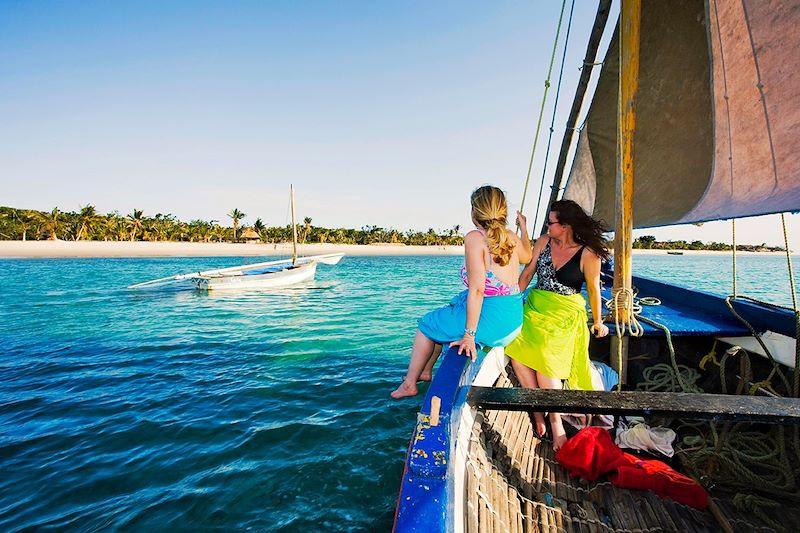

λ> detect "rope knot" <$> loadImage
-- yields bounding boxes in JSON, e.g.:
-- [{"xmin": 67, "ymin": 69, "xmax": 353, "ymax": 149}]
[
  {"xmin": 698, "ymin": 351, "xmax": 719, "ymax": 371},
  {"xmin": 605, "ymin": 287, "xmax": 643, "ymax": 337},
  {"xmin": 748, "ymin": 379, "xmax": 778, "ymax": 396}
]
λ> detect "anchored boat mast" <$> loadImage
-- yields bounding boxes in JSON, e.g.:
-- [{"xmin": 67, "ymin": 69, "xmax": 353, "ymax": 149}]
[
  {"xmin": 611, "ymin": 0, "xmax": 641, "ymax": 384},
  {"xmin": 290, "ymin": 184, "xmax": 298, "ymax": 266}
]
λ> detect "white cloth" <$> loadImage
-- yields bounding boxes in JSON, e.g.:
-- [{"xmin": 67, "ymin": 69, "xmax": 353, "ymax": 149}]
[{"xmin": 615, "ymin": 422, "xmax": 676, "ymax": 457}]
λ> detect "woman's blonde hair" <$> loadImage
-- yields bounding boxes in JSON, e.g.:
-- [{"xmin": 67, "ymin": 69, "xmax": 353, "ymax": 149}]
[{"xmin": 470, "ymin": 185, "xmax": 514, "ymax": 266}]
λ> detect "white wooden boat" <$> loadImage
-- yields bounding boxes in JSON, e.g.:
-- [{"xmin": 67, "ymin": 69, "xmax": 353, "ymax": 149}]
[
  {"xmin": 129, "ymin": 186, "xmax": 344, "ymax": 291},
  {"xmin": 193, "ymin": 261, "xmax": 316, "ymax": 291},
  {"xmin": 128, "ymin": 253, "xmax": 343, "ymax": 291}
]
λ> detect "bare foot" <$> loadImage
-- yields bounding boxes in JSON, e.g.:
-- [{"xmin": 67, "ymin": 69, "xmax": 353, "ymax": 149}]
[
  {"xmin": 552, "ymin": 426, "xmax": 567, "ymax": 452},
  {"xmin": 533, "ymin": 413, "xmax": 547, "ymax": 437},
  {"xmin": 419, "ymin": 372, "xmax": 432, "ymax": 382},
  {"xmin": 390, "ymin": 381, "xmax": 418, "ymax": 399}
]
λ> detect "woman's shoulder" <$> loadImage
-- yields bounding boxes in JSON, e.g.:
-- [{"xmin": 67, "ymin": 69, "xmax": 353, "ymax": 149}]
[
  {"xmin": 464, "ymin": 229, "xmax": 485, "ymax": 248},
  {"xmin": 533, "ymin": 235, "xmax": 550, "ymax": 249},
  {"xmin": 464, "ymin": 229, "xmax": 484, "ymax": 241},
  {"xmin": 580, "ymin": 246, "xmax": 601, "ymax": 261}
]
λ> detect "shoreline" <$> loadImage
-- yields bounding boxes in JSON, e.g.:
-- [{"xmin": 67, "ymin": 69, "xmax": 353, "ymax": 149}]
[
  {"xmin": 0, "ymin": 241, "xmax": 464, "ymax": 258},
  {"xmin": 0, "ymin": 240, "xmax": 792, "ymax": 258}
]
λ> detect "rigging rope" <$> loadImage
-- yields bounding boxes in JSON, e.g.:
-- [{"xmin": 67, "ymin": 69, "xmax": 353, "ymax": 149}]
[
  {"xmin": 532, "ymin": 0, "xmax": 576, "ymax": 230},
  {"xmin": 732, "ymin": 219, "xmax": 737, "ymax": 297},
  {"xmin": 778, "ymin": 212, "xmax": 800, "ymax": 476},
  {"xmin": 780, "ymin": 213, "xmax": 799, "ymax": 314},
  {"xmin": 518, "ymin": 0, "xmax": 568, "ymax": 217},
  {"xmin": 779, "ymin": 213, "xmax": 800, "ymax": 399},
  {"xmin": 723, "ymin": 295, "xmax": 792, "ymax": 394}
]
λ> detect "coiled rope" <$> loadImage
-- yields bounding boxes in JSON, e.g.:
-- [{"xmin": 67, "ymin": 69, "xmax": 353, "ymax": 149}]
[{"xmin": 606, "ymin": 286, "xmax": 797, "ymax": 505}]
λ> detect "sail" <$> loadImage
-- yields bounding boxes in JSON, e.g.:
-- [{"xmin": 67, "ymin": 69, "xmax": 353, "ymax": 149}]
[{"xmin": 563, "ymin": 0, "xmax": 800, "ymax": 228}]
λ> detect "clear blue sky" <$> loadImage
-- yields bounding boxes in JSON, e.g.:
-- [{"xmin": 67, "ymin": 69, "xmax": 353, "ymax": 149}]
[{"xmin": 1, "ymin": 1, "xmax": 797, "ymax": 246}]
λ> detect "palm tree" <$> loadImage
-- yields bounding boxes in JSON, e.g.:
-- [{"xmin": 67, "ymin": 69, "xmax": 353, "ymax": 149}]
[
  {"xmin": 151, "ymin": 213, "xmax": 177, "ymax": 241},
  {"xmin": 76, "ymin": 205, "xmax": 99, "ymax": 241},
  {"xmin": 228, "ymin": 208, "xmax": 246, "ymax": 241},
  {"xmin": 103, "ymin": 212, "xmax": 122, "ymax": 241},
  {"xmin": 253, "ymin": 218, "xmax": 266, "ymax": 240},
  {"xmin": 128, "ymin": 209, "xmax": 144, "ymax": 241},
  {"xmin": 301, "ymin": 217, "xmax": 312, "ymax": 244},
  {"xmin": 211, "ymin": 222, "xmax": 227, "ymax": 243},
  {"xmin": 14, "ymin": 210, "xmax": 35, "ymax": 241}
]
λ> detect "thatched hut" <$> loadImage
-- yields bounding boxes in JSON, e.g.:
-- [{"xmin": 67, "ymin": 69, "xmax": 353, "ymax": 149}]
[{"xmin": 241, "ymin": 228, "xmax": 261, "ymax": 243}]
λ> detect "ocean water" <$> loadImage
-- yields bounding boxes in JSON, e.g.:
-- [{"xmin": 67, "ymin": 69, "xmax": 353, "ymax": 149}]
[{"xmin": 1, "ymin": 253, "xmax": 798, "ymax": 531}]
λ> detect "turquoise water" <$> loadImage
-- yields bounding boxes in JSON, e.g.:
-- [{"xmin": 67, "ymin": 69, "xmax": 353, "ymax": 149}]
[{"xmin": 1, "ymin": 254, "xmax": 798, "ymax": 531}]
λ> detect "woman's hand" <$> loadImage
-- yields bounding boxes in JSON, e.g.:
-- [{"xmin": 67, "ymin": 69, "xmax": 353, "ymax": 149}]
[
  {"xmin": 591, "ymin": 322, "xmax": 609, "ymax": 338},
  {"xmin": 450, "ymin": 335, "xmax": 478, "ymax": 361},
  {"xmin": 516, "ymin": 210, "xmax": 528, "ymax": 231}
]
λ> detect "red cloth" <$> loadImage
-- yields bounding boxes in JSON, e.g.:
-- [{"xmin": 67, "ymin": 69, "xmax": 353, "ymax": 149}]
[
  {"xmin": 553, "ymin": 425, "xmax": 628, "ymax": 480},
  {"xmin": 555, "ymin": 427, "xmax": 709, "ymax": 509}
]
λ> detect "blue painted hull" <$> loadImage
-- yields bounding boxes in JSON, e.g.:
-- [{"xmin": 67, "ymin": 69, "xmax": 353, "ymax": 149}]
[{"xmin": 393, "ymin": 346, "xmax": 467, "ymax": 532}]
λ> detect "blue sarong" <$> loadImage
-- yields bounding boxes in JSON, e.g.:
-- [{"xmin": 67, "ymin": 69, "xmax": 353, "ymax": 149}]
[{"xmin": 417, "ymin": 290, "xmax": 523, "ymax": 347}]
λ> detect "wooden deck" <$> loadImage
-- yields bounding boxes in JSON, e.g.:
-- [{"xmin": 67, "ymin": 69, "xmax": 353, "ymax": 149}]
[{"xmin": 466, "ymin": 369, "xmax": 800, "ymax": 532}]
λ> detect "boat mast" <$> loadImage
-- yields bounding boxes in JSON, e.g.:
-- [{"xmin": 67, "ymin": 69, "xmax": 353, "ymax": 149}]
[
  {"xmin": 290, "ymin": 184, "xmax": 298, "ymax": 266},
  {"xmin": 612, "ymin": 0, "xmax": 640, "ymax": 384}
]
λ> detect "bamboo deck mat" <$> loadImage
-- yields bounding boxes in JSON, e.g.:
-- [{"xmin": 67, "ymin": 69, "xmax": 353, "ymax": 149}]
[{"xmin": 465, "ymin": 369, "xmax": 797, "ymax": 533}]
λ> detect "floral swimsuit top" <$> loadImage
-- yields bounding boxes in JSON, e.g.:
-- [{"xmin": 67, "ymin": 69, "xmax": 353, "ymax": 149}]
[
  {"xmin": 459, "ymin": 238, "xmax": 520, "ymax": 296},
  {"xmin": 535, "ymin": 242, "xmax": 584, "ymax": 296}
]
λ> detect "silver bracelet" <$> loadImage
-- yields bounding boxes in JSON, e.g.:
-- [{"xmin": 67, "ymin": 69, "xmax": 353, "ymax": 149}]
[{"xmin": 464, "ymin": 327, "xmax": 477, "ymax": 337}]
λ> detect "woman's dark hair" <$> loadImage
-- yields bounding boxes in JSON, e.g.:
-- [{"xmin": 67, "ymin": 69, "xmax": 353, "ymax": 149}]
[{"xmin": 550, "ymin": 200, "xmax": 610, "ymax": 260}]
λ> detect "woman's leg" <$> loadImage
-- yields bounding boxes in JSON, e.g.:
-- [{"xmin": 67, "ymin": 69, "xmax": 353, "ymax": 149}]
[
  {"xmin": 419, "ymin": 344, "xmax": 443, "ymax": 381},
  {"xmin": 391, "ymin": 329, "xmax": 436, "ymax": 399},
  {"xmin": 536, "ymin": 372, "xmax": 567, "ymax": 451},
  {"xmin": 511, "ymin": 359, "xmax": 547, "ymax": 437}
]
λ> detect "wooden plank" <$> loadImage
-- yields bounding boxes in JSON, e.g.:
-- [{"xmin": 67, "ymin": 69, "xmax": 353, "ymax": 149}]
[{"xmin": 467, "ymin": 387, "xmax": 800, "ymax": 424}]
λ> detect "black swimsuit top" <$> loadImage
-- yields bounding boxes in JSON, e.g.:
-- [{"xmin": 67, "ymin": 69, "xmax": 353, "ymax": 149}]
[{"xmin": 534, "ymin": 242, "xmax": 584, "ymax": 296}]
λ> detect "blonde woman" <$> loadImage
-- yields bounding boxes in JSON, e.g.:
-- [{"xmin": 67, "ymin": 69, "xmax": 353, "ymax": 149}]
[{"xmin": 391, "ymin": 186, "xmax": 532, "ymax": 399}]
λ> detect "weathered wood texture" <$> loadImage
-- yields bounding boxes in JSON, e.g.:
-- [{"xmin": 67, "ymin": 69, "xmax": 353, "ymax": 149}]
[{"xmin": 467, "ymin": 386, "xmax": 800, "ymax": 424}]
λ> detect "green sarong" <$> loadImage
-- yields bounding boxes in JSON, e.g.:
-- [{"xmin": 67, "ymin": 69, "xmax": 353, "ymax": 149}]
[{"xmin": 505, "ymin": 289, "xmax": 594, "ymax": 391}]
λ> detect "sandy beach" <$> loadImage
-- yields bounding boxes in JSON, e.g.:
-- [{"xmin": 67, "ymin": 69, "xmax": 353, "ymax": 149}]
[
  {"xmin": 0, "ymin": 240, "xmax": 464, "ymax": 258},
  {"xmin": 0, "ymin": 240, "xmax": 791, "ymax": 258}
]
